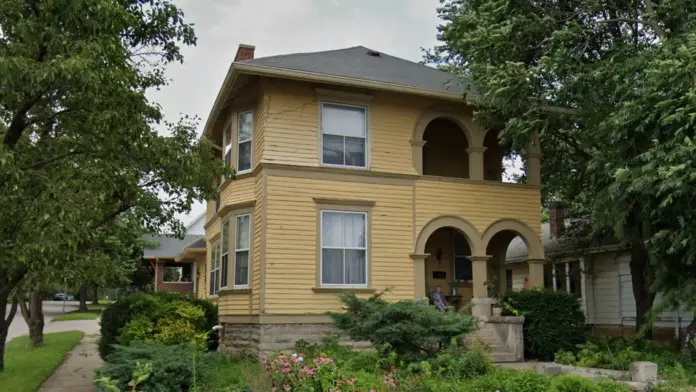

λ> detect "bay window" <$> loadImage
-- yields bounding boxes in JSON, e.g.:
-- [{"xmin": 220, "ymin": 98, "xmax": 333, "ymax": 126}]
[
  {"xmin": 234, "ymin": 214, "xmax": 251, "ymax": 287},
  {"xmin": 237, "ymin": 111, "xmax": 253, "ymax": 173}
]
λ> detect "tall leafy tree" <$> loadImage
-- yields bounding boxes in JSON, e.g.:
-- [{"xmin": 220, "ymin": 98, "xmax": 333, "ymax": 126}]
[
  {"xmin": 426, "ymin": 0, "xmax": 696, "ymax": 340},
  {"xmin": 0, "ymin": 0, "xmax": 227, "ymax": 370}
]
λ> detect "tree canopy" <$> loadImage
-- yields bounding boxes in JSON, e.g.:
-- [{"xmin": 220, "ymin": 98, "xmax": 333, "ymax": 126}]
[
  {"xmin": 426, "ymin": 0, "xmax": 696, "ymax": 332},
  {"xmin": 0, "ymin": 0, "xmax": 228, "ymax": 370}
]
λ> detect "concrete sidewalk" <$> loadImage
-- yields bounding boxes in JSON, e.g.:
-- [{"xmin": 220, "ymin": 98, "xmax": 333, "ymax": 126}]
[{"xmin": 38, "ymin": 334, "xmax": 103, "ymax": 392}]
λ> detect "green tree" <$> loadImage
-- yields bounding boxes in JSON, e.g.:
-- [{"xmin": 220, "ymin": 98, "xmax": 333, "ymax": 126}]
[
  {"xmin": 0, "ymin": 0, "xmax": 228, "ymax": 370},
  {"xmin": 426, "ymin": 0, "xmax": 696, "ymax": 340}
]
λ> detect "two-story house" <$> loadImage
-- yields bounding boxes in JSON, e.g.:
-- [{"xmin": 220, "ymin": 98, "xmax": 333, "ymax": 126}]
[{"xmin": 196, "ymin": 44, "xmax": 545, "ymax": 360}]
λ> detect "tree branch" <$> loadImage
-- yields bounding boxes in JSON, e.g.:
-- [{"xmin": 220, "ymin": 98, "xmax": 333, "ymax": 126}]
[
  {"xmin": 5, "ymin": 297, "xmax": 18, "ymax": 326},
  {"xmin": 3, "ymin": 96, "xmax": 42, "ymax": 149},
  {"xmin": 643, "ymin": 0, "xmax": 665, "ymax": 39},
  {"xmin": 16, "ymin": 294, "xmax": 30, "ymax": 322},
  {"xmin": 20, "ymin": 150, "xmax": 85, "ymax": 170}
]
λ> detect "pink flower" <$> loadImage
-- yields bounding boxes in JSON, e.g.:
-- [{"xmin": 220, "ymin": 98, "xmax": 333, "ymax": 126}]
[{"xmin": 284, "ymin": 384, "xmax": 291, "ymax": 391}]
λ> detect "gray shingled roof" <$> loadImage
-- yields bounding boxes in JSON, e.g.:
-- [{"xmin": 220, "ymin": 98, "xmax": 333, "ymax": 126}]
[
  {"xmin": 505, "ymin": 221, "xmax": 618, "ymax": 263},
  {"xmin": 143, "ymin": 234, "xmax": 204, "ymax": 258},
  {"xmin": 244, "ymin": 46, "xmax": 471, "ymax": 96}
]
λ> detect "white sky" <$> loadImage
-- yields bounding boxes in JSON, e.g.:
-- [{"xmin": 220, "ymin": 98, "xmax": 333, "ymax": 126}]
[{"xmin": 150, "ymin": 0, "xmax": 443, "ymax": 226}]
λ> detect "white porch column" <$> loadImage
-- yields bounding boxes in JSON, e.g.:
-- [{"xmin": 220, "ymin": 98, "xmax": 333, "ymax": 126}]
[
  {"xmin": 471, "ymin": 255, "xmax": 492, "ymax": 316},
  {"xmin": 410, "ymin": 253, "xmax": 429, "ymax": 301},
  {"xmin": 527, "ymin": 258, "xmax": 546, "ymax": 288},
  {"xmin": 466, "ymin": 146, "xmax": 486, "ymax": 181}
]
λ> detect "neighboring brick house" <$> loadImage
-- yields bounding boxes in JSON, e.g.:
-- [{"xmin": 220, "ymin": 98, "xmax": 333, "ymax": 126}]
[{"xmin": 143, "ymin": 214, "xmax": 207, "ymax": 295}]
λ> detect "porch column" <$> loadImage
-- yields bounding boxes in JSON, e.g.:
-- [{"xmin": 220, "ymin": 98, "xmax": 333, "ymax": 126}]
[
  {"xmin": 466, "ymin": 147, "xmax": 486, "ymax": 181},
  {"xmin": 527, "ymin": 152, "xmax": 541, "ymax": 186},
  {"xmin": 471, "ymin": 255, "xmax": 492, "ymax": 317},
  {"xmin": 410, "ymin": 253, "xmax": 429, "ymax": 301},
  {"xmin": 527, "ymin": 258, "xmax": 546, "ymax": 288}
]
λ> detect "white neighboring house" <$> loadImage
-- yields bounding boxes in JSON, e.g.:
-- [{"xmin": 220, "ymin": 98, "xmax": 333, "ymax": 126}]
[
  {"xmin": 504, "ymin": 204, "xmax": 693, "ymax": 340},
  {"xmin": 185, "ymin": 213, "xmax": 205, "ymax": 235}
]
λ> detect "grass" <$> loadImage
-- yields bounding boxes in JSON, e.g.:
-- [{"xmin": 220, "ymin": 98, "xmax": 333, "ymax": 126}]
[
  {"xmin": 52, "ymin": 303, "xmax": 108, "ymax": 322},
  {"xmin": 0, "ymin": 331, "xmax": 84, "ymax": 392}
]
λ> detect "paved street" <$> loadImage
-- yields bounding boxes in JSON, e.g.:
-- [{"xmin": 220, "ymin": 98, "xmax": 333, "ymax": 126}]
[{"xmin": 6, "ymin": 301, "xmax": 100, "ymax": 341}]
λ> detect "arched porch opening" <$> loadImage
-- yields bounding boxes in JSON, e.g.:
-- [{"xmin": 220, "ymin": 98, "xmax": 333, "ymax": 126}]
[
  {"xmin": 423, "ymin": 227, "xmax": 473, "ymax": 310},
  {"xmin": 483, "ymin": 129, "xmax": 504, "ymax": 181},
  {"xmin": 423, "ymin": 118, "xmax": 469, "ymax": 178},
  {"xmin": 481, "ymin": 219, "xmax": 546, "ymax": 294}
]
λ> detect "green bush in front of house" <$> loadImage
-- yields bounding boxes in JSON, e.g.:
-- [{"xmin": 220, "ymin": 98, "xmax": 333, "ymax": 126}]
[
  {"xmin": 499, "ymin": 289, "xmax": 586, "ymax": 361},
  {"xmin": 99, "ymin": 292, "xmax": 218, "ymax": 359},
  {"xmin": 329, "ymin": 291, "xmax": 477, "ymax": 362}
]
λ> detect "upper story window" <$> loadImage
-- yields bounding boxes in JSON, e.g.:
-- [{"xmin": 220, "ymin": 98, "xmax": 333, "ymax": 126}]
[
  {"xmin": 320, "ymin": 210, "xmax": 368, "ymax": 287},
  {"xmin": 238, "ymin": 111, "xmax": 253, "ymax": 173},
  {"xmin": 321, "ymin": 103, "xmax": 367, "ymax": 168},
  {"xmin": 223, "ymin": 124, "xmax": 232, "ymax": 170}
]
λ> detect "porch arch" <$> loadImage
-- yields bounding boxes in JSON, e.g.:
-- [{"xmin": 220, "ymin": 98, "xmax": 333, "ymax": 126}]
[
  {"xmin": 481, "ymin": 219, "xmax": 544, "ymax": 260},
  {"xmin": 414, "ymin": 215, "xmax": 484, "ymax": 256}
]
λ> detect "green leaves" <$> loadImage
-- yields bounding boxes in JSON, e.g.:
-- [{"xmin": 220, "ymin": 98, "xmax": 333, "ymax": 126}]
[{"xmin": 429, "ymin": 0, "xmax": 696, "ymax": 313}]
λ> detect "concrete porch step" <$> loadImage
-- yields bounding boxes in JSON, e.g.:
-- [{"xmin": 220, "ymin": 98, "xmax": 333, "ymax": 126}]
[{"xmin": 488, "ymin": 352, "xmax": 519, "ymax": 363}]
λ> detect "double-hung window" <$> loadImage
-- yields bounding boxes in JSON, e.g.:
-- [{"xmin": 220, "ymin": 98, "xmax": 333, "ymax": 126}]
[
  {"xmin": 224, "ymin": 124, "xmax": 232, "ymax": 171},
  {"xmin": 321, "ymin": 103, "xmax": 367, "ymax": 168},
  {"xmin": 234, "ymin": 214, "xmax": 251, "ymax": 287},
  {"xmin": 220, "ymin": 221, "xmax": 230, "ymax": 288},
  {"xmin": 320, "ymin": 210, "xmax": 367, "ymax": 287},
  {"xmin": 237, "ymin": 111, "xmax": 253, "ymax": 173},
  {"xmin": 209, "ymin": 241, "xmax": 221, "ymax": 296}
]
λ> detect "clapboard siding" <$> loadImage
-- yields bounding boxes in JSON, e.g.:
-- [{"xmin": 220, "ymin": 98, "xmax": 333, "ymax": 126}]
[
  {"xmin": 251, "ymin": 173, "xmax": 265, "ymax": 313},
  {"xmin": 261, "ymin": 79, "xmax": 432, "ymax": 175},
  {"xmin": 415, "ymin": 178, "xmax": 542, "ymax": 240},
  {"xmin": 264, "ymin": 174, "xmax": 413, "ymax": 314}
]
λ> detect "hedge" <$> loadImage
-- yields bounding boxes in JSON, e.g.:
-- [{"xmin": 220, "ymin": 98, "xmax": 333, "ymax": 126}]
[
  {"xmin": 99, "ymin": 292, "xmax": 218, "ymax": 359},
  {"xmin": 499, "ymin": 289, "xmax": 586, "ymax": 361}
]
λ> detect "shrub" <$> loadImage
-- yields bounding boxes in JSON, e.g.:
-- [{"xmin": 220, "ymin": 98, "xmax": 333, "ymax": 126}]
[
  {"xmin": 330, "ymin": 292, "xmax": 476, "ymax": 361},
  {"xmin": 99, "ymin": 292, "xmax": 218, "ymax": 358},
  {"xmin": 465, "ymin": 370, "xmax": 551, "ymax": 392},
  {"xmin": 555, "ymin": 350, "xmax": 577, "ymax": 365},
  {"xmin": 549, "ymin": 375, "xmax": 600, "ymax": 392},
  {"xmin": 424, "ymin": 339, "xmax": 492, "ymax": 380},
  {"xmin": 95, "ymin": 342, "xmax": 216, "ymax": 392},
  {"xmin": 500, "ymin": 289, "xmax": 586, "ymax": 360}
]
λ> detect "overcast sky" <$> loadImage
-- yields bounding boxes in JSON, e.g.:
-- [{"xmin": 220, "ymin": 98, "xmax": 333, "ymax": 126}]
[{"xmin": 150, "ymin": 0, "xmax": 443, "ymax": 226}]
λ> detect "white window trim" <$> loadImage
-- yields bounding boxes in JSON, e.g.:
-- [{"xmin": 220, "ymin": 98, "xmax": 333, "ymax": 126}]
[
  {"xmin": 237, "ymin": 110, "xmax": 253, "ymax": 174},
  {"xmin": 223, "ymin": 120, "xmax": 233, "ymax": 180},
  {"xmin": 319, "ymin": 101, "xmax": 369, "ymax": 170},
  {"xmin": 209, "ymin": 240, "xmax": 220, "ymax": 297},
  {"xmin": 319, "ymin": 210, "xmax": 369, "ymax": 288},
  {"xmin": 233, "ymin": 214, "xmax": 251, "ymax": 289},
  {"xmin": 220, "ymin": 221, "xmax": 230, "ymax": 289}
]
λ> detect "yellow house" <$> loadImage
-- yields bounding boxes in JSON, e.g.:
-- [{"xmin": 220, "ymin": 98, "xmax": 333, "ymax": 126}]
[{"xmin": 194, "ymin": 44, "xmax": 545, "ymax": 359}]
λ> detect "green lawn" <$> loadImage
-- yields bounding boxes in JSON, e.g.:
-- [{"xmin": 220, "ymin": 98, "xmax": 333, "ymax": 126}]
[
  {"xmin": 0, "ymin": 331, "xmax": 84, "ymax": 392},
  {"xmin": 52, "ymin": 303, "xmax": 107, "ymax": 322}
]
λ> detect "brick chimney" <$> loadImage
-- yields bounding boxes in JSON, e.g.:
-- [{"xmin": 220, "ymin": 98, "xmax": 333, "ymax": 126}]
[
  {"xmin": 549, "ymin": 201, "xmax": 566, "ymax": 238},
  {"xmin": 234, "ymin": 44, "xmax": 255, "ymax": 62}
]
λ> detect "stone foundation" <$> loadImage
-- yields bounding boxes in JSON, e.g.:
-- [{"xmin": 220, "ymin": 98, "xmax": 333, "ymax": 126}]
[{"xmin": 219, "ymin": 322, "xmax": 370, "ymax": 358}]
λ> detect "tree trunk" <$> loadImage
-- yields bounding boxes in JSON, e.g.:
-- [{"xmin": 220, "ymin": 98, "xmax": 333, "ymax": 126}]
[
  {"xmin": 18, "ymin": 291, "xmax": 45, "ymax": 348},
  {"xmin": 0, "ymin": 292, "xmax": 18, "ymax": 372},
  {"xmin": 92, "ymin": 285, "xmax": 99, "ymax": 305},
  {"xmin": 630, "ymin": 243, "xmax": 656, "ymax": 339},
  {"xmin": 78, "ymin": 284, "xmax": 88, "ymax": 312},
  {"xmin": 682, "ymin": 317, "xmax": 696, "ymax": 357}
]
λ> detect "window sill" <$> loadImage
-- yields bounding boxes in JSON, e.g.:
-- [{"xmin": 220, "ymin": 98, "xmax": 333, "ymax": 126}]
[
  {"xmin": 218, "ymin": 288, "xmax": 251, "ymax": 295},
  {"xmin": 312, "ymin": 287, "xmax": 375, "ymax": 294}
]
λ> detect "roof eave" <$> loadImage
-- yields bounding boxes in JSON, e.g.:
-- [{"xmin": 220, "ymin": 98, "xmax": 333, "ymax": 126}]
[{"xmin": 202, "ymin": 61, "xmax": 477, "ymax": 139}]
